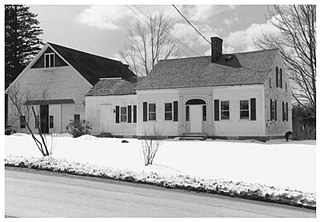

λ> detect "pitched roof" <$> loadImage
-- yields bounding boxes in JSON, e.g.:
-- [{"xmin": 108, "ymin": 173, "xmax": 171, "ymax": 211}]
[
  {"xmin": 48, "ymin": 42, "xmax": 135, "ymax": 86},
  {"xmin": 85, "ymin": 77, "xmax": 143, "ymax": 96},
  {"xmin": 137, "ymin": 48, "xmax": 279, "ymax": 90}
]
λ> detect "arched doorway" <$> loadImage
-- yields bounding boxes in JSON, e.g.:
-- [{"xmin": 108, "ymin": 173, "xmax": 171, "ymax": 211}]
[{"xmin": 186, "ymin": 99, "xmax": 206, "ymax": 133}]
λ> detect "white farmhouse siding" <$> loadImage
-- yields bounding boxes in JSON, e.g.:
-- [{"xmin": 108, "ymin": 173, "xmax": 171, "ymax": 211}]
[
  {"xmin": 7, "ymin": 65, "xmax": 91, "ymax": 133},
  {"xmin": 264, "ymin": 53, "xmax": 292, "ymax": 136},
  {"xmin": 212, "ymin": 85, "xmax": 265, "ymax": 136},
  {"xmin": 137, "ymin": 89, "xmax": 179, "ymax": 136},
  {"xmin": 6, "ymin": 42, "xmax": 135, "ymax": 134},
  {"xmin": 85, "ymin": 95, "xmax": 137, "ymax": 136}
]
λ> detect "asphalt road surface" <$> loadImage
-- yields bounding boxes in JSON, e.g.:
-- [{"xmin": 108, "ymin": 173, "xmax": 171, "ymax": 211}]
[{"xmin": 5, "ymin": 167, "xmax": 316, "ymax": 218}]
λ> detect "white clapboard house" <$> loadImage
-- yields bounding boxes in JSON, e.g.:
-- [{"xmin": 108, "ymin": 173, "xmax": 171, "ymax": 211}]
[{"xmin": 85, "ymin": 37, "xmax": 292, "ymax": 140}]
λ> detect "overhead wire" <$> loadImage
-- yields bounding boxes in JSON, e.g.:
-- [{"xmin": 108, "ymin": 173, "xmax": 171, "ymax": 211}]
[{"xmin": 126, "ymin": 5, "xmax": 201, "ymax": 57}]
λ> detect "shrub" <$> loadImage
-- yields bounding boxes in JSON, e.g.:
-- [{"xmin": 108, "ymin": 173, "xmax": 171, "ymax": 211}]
[
  {"xmin": 68, "ymin": 120, "xmax": 92, "ymax": 138},
  {"xmin": 141, "ymin": 127, "xmax": 164, "ymax": 166}
]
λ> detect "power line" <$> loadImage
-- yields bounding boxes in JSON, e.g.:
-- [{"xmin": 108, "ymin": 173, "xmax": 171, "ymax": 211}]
[
  {"xmin": 172, "ymin": 5, "xmax": 212, "ymax": 46},
  {"xmin": 127, "ymin": 5, "xmax": 201, "ymax": 57}
]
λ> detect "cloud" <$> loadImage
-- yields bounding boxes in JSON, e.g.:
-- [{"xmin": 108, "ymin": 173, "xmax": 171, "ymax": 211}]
[
  {"xmin": 77, "ymin": 5, "xmax": 131, "ymax": 30},
  {"xmin": 224, "ymin": 15, "xmax": 280, "ymax": 52}
]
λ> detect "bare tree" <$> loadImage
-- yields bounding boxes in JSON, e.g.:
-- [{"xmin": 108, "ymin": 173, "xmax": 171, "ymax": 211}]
[
  {"xmin": 7, "ymin": 84, "xmax": 51, "ymax": 156},
  {"xmin": 255, "ymin": 5, "xmax": 316, "ymax": 115},
  {"xmin": 120, "ymin": 12, "xmax": 179, "ymax": 76},
  {"xmin": 141, "ymin": 126, "xmax": 164, "ymax": 166}
]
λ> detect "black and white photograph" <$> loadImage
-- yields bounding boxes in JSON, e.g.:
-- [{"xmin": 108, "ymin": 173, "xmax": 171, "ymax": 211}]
[{"xmin": 3, "ymin": 1, "xmax": 317, "ymax": 219}]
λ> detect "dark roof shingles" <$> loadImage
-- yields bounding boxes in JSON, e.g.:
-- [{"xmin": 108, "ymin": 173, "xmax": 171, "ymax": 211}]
[
  {"xmin": 86, "ymin": 77, "xmax": 143, "ymax": 96},
  {"xmin": 48, "ymin": 42, "xmax": 135, "ymax": 85},
  {"xmin": 137, "ymin": 49, "xmax": 278, "ymax": 90}
]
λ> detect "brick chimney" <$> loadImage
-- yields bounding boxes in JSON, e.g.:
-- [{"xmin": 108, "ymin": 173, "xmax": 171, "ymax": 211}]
[{"xmin": 211, "ymin": 37, "xmax": 223, "ymax": 63}]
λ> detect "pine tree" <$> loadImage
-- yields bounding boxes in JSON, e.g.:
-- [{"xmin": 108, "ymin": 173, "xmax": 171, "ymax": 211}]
[{"xmin": 5, "ymin": 5, "xmax": 43, "ymax": 88}]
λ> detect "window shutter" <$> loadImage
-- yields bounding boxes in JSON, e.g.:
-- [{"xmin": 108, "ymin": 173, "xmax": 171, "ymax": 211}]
[
  {"xmin": 270, "ymin": 99, "xmax": 272, "ymax": 120},
  {"xmin": 286, "ymin": 102, "xmax": 288, "ymax": 121},
  {"xmin": 133, "ymin": 105, "xmax": 137, "ymax": 123},
  {"xmin": 250, "ymin": 98, "xmax": 256, "ymax": 120},
  {"xmin": 282, "ymin": 102, "xmax": 285, "ymax": 121},
  {"xmin": 173, "ymin": 101, "xmax": 178, "ymax": 122},
  {"xmin": 276, "ymin": 67, "xmax": 279, "ymax": 87},
  {"xmin": 280, "ymin": 69, "xmax": 283, "ymax": 88},
  {"xmin": 203, "ymin": 105, "xmax": 207, "ymax": 121},
  {"xmin": 275, "ymin": 100, "xmax": 277, "ymax": 121},
  {"xmin": 186, "ymin": 106, "xmax": 189, "ymax": 121},
  {"xmin": 143, "ymin": 102, "xmax": 147, "ymax": 122},
  {"xmin": 214, "ymin": 99, "xmax": 219, "ymax": 121},
  {"xmin": 128, "ymin": 105, "xmax": 132, "ymax": 123},
  {"xmin": 115, "ymin": 106, "xmax": 119, "ymax": 123}
]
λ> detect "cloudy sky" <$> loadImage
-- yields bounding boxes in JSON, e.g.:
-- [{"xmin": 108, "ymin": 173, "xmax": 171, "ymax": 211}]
[{"xmin": 29, "ymin": 4, "xmax": 278, "ymax": 61}]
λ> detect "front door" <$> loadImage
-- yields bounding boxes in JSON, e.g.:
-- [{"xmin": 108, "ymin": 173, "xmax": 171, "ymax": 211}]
[
  {"xmin": 190, "ymin": 105, "xmax": 203, "ymax": 133},
  {"xmin": 40, "ymin": 104, "xmax": 49, "ymax": 133},
  {"xmin": 100, "ymin": 104, "xmax": 112, "ymax": 132}
]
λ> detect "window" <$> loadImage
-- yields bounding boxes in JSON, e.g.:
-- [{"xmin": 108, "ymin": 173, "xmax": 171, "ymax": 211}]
[
  {"xmin": 240, "ymin": 100, "xmax": 249, "ymax": 119},
  {"xmin": 74, "ymin": 114, "xmax": 80, "ymax": 122},
  {"xmin": 164, "ymin": 103, "xmax": 172, "ymax": 120},
  {"xmin": 269, "ymin": 77, "xmax": 272, "ymax": 88},
  {"xmin": 149, "ymin": 103, "xmax": 156, "ymax": 121},
  {"xmin": 20, "ymin": 116, "xmax": 26, "ymax": 128},
  {"xmin": 35, "ymin": 115, "xmax": 39, "ymax": 128},
  {"xmin": 221, "ymin": 101, "xmax": 230, "ymax": 120},
  {"xmin": 203, "ymin": 105, "xmax": 207, "ymax": 121},
  {"xmin": 49, "ymin": 116, "xmax": 54, "ymax": 128},
  {"xmin": 121, "ymin": 107, "xmax": 127, "ymax": 122},
  {"xmin": 44, "ymin": 53, "xmax": 55, "ymax": 67}
]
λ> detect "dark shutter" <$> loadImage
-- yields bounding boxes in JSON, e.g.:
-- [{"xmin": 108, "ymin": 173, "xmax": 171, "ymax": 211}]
[
  {"xmin": 186, "ymin": 106, "xmax": 189, "ymax": 121},
  {"xmin": 133, "ymin": 105, "xmax": 137, "ymax": 123},
  {"xmin": 282, "ymin": 102, "xmax": 285, "ymax": 121},
  {"xmin": 115, "ymin": 106, "xmax": 119, "ymax": 123},
  {"xmin": 275, "ymin": 100, "xmax": 277, "ymax": 121},
  {"xmin": 128, "ymin": 105, "xmax": 132, "ymax": 123},
  {"xmin": 173, "ymin": 101, "xmax": 178, "ymax": 122},
  {"xmin": 203, "ymin": 105, "xmax": 207, "ymax": 121},
  {"xmin": 286, "ymin": 102, "xmax": 288, "ymax": 121},
  {"xmin": 214, "ymin": 99, "xmax": 219, "ymax": 121},
  {"xmin": 276, "ymin": 67, "xmax": 279, "ymax": 87},
  {"xmin": 143, "ymin": 102, "xmax": 147, "ymax": 122},
  {"xmin": 250, "ymin": 98, "xmax": 256, "ymax": 120},
  {"xmin": 280, "ymin": 69, "xmax": 283, "ymax": 88},
  {"xmin": 270, "ymin": 99, "xmax": 272, "ymax": 120}
]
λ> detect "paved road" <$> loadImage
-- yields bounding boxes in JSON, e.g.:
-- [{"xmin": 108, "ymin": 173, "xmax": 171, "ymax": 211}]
[{"xmin": 5, "ymin": 167, "xmax": 315, "ymax": 218}]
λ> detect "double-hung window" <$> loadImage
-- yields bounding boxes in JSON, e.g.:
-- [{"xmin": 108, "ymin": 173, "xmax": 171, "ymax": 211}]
[
  {"xmin": 221, "ymin": 101, "xmax": 230, "ymax": 120},
  {"xmin": 164, "ymin": 103, "xmax": 172, "ymax": 120},
  {"xmin": 149, "ymin": 103, "xmax": 156, "ymax": 121},
  {"xmin": 120, "ymin": 107, "xmax": 127, "ymax": 122},
  {"xmin": 44, "ymin": 53, "xmax": 55, "ymax": 68},
  {"xmin": 240, "ymin": 100, "xmax": 249, "ymax": 119}
]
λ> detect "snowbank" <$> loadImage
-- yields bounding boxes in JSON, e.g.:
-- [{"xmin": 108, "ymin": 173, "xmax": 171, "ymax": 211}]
[
  {"xmin": 5, "ymin": 155, "xmax": 316, "ymax": 209},
  {"xmin": 4, "ymin": 134, "xmax": 316, "ymax": 208}
]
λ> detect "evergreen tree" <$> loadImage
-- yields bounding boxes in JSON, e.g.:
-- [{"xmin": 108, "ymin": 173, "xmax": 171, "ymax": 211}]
[{"xmin": 5, "ymin": 5, "xmax": 43, "ymax": 88}]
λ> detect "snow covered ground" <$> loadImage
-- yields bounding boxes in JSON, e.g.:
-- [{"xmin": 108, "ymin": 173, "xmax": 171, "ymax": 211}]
[{"xmin": 4, "ymin": 133, "xmax": 316, "ymax": 207}]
